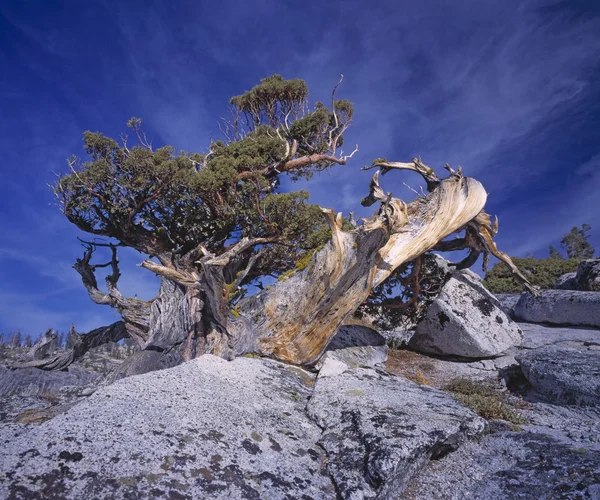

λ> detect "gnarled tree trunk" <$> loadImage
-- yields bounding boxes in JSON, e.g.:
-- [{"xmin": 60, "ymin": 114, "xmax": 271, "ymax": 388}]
[
  {"xmin": 21, "ymin": 160, "xmax": 535, "ymax": 377},
  {"xmin": 231, "ymin": 169, "xmax": 490, "ymax": 365}
]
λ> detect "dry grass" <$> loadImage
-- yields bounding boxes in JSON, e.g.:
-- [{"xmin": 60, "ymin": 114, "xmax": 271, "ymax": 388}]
[
  {"xmin": 385, "ymin": 349, "xmax": 442, "ymax": 387},
  {"xmin": 15, "ymin": 409, "xmax": 53, "ymax": 425},
  {"xmin": 405, "ymin": 370, "xmax": 432, "ymax": 386}
]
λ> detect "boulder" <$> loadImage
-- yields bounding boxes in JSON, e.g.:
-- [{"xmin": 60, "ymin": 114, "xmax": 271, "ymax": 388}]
[
  {"xmin": 575, "ymin": 258, "xmax": 600, "ymax": 291},
  {"xmin": 307, "ymin": 366, "xmax": 485, "ymax": 498},
  {"xmin": 0, "ymin": 356, "xmax": 334, "ymax": 499},
  {"xmin": 554, "ymin": 271, "xmax": 577, "ymax": 290},
  {"xmin": 518, "ymin": 323, "xmax": 600, "ymax": 349},
  {"xmin": 494, "ymin": 293, "xmax": 521, "ymax": 317},
  {"xmin": 513, "ymin": 289, "xmax": 600, "ymax": 327},
  {"xmin": 409, "ymin": 273, "xmax": 522, "ymax": 358},
  {"xmin": 405, "ymin": 427, "xmax": 600, "ymax": 499},
  {"xmin": 315, "ymin": 325, "xmax": 388, "ymax": 371},
  {"xmin": 516, "ymin": 345, "xmax": 600, "ymax": 406}
]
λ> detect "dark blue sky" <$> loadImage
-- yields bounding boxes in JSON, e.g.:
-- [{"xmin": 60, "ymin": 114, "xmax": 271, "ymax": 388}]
[{"xmin": 1, "ymin": 0, "xmax": 599, "ymax": 336}]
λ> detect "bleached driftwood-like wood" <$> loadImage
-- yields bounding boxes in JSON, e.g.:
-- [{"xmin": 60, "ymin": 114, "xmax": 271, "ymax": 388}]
[{"xmin": 231, "ymin": 160, "xmax": 532, "ymax": 366}]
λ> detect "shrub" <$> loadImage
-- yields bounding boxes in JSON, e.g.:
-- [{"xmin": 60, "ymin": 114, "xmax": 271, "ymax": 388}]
[{"xmin": 484, "ymin": 257, "xmax": 580, "ymax": 293}]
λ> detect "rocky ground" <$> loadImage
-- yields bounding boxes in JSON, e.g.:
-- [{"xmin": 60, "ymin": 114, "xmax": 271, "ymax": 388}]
[
  {"xmin": 386, "ymin": 325, "xmax": 600, "ymax": 499},
  {"xmin": 0, "ymin": 320, "xmax": 599, "ymax": 499},
  {"xmin": 1, "ymin": 259, "xmax": 599, "ymax": 499},
  {"xmin": 0, "ymin": 343, "xmax": 128, "ymax": 426}
]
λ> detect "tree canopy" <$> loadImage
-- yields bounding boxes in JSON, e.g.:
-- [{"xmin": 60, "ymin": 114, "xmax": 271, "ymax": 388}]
[
  {"xmin": 54, "ymin": 75, "xmax": 357, "ymax": 292},
  {"xmin": 560, "ymin": 224, "xmax": 595, "ymax": 260}
]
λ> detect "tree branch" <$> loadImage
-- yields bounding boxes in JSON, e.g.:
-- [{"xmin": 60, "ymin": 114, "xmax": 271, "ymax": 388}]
[
  {"xmin": 237, "ymin": 154, "xmax": 348, "ymax": 180},
  {"xmin": 363, "ymin": 157, "xmax": 441, "ymax": 192},
  {"xmin": 14, "ymin": 322, "xmax": 128, "ymax": 371}
]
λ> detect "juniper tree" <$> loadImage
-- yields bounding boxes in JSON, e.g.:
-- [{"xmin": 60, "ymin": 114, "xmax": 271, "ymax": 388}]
[{"xmin": 25, "ymin": 75, "xmax": 533, "ymax": 376}]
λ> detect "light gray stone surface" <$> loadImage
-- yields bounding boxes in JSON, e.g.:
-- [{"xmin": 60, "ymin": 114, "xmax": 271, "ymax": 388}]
[
  {"xmin": 315, "ymin": 325, "xmax": 388, "ymax": 371},
  {"xmin": 380, "ymin": 328, "xmax": 415, "ymax": 346},
  {"xmin": 409, "ymin": 273, "xmax": 522, "ymax": 358},
  {"xmin": 405, "ymin": 426, "xmax": 600, "ymax": 499},
  {"xmin": 494, "ymin": 293, "xmax": 521, "ymax": 316},
  {"xmin": 518, "ymin": 322, "xmax": 600, "ymax": 349},
  {"xmin": 405, "ymin": 372, "xmax": 600, "ymax": 499},
  {"xmin": 0, "ymin": 366, "xmax": 100, "ymax": 398},
  {"xmin": 4, "ymin": 318, "xmax": 600, "ymax": 499},
  {"xmin": 307, "ymin": 367, "xmax": 485, "ymax": 499},
  {"xmin": 513, "ymin": 289, "xmax": 600, "ymax": 327},
  {"xmin": 555, "ymin": 271, "xmax": 577, "ymax": 290},
  {"xmin": 0, "ymin": 355, "xmax": 487, "ymax": 500},
  {"xmin": 517, "ymin": 344, "xmax": 600, "ymax": 406},
  {"xmin": 0, "ymin": 356, "xmax": 334, "ymax": 499},
  {"xmin": 576, "ymin": 259, "xmax": 600, "ymax": 291}
]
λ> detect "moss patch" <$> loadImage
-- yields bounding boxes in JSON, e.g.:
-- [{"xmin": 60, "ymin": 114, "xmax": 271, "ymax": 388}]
[{"xmin": 444, "ymin": 378, "xmax": 527, "ymax": 425}]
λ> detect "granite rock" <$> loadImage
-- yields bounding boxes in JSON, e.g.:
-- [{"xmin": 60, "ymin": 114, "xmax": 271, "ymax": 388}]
[
  {"xmin": 517, "ymin": 344, "xmax": 600, "ymax": 406},
  {"xmin": 315, "ymin": 325, "xmax": 388, "ymax": 371},
  {"xmin": 308, "ymin": 367, "xmax": 485, "ymax": 499},
  {"xmin": 513, "ymin": 289, "xmax": 600, "ymax": 328},
  {"xmin": 409, "ymin": 273, "xmax": 522, "ymax": 358}
]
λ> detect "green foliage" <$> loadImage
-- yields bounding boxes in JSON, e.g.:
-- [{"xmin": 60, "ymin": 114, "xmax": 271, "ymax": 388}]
[
  {"xmin": 548, "ymin": 246, "xmax": 563, "ymax": 259},
  {"xmin": 230, "ymin": 75, "xmax": 308, "ymax": 127},
  {"xmin": 561, "ymin": 224, "xmax": 595, "ymax": 260},
  {"xmin": 484, "ymin": 257, "xmax": 580, "ymax": 293},
  {"xmin": 489, "ymin": 257, "xmax": 576, "ymax": 292},
  {"xmin": 485, "ymin": 224, "xmax": 594, "ymax": 293},
  {"xmin": 359, "ymin": 254, "xmax": 449, "ymax": 331},
  {"xmin": 55, "ymin": 75, "xmax": 354, "ymax": 295}
]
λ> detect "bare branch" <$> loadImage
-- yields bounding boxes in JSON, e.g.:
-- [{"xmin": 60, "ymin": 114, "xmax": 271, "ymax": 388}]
[
  {"xmin": 361, "ymin": 171, "xmax": 391, "ymax": 207},
  {"xmin": 15, "ymin": 322, "xmax": 128, "ymax": 371},
  {"xmin": 363, "ymin": 157, "xmax": 441, "ymax": 192},
  {"xmin": 229, "ymin": 247, "xmax": 268, "ymax": 298},
  {"xmin": 328, "ymin": 74, "xmax": 344, "ymax": 150},
  {"xmin": 73, "ymin": 245, "xmax": 112, "ymax": 305},
  {"xmin": 466, "ymin": 211, "xmax": 538, "ymax": 294},
  {"xmin": 203, "ymin": 236, "xmax": 280, "ymax": 267},
  {"xmin": 340, "ymin": 144, "xmax": 359, "ymax": 162},
  {"xmin": 140, "ymin": 260, "xmax": 199, "ymax": 287},
  {"xmin": 237, "ymin": 153, "xmax": 348, "ymax": 180}
]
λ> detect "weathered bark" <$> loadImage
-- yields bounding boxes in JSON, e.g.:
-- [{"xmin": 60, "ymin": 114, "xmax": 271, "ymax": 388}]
[
  {"xmin": 28, "ymin": 329, "xmax": 58, "ymax": 360},
  {"xmin": 16, "ymin": 322, "xmax": 128, "ymax": 371},
  {"xmin": 26, "ymin": 159, "xmax": 536, "ymax": 377},
  {"xmin": 73, "ymin": 243, "xmax": 152, "ymax": 346},
  {"xmin": 231, "ymin": 166, "xmax": 495, "ymax": 365}
]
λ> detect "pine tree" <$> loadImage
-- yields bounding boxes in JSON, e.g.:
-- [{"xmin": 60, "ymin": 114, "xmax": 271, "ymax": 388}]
[
  {"xmin": 561, "ymin": 224, "xmax": 595, "ymax": 260},
  {"xmin": 10, "ymin": 331, "xmax": 22, "ymax": 348},
  {"xmin": 548, "ymin": 246, "xmax": 563, "ymax": 259}
]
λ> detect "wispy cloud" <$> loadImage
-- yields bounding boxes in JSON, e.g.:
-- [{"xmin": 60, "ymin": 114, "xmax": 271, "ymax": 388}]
[{"xmin": 0, "ymin": 0, "xmax": 598, "ymax": 336}]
